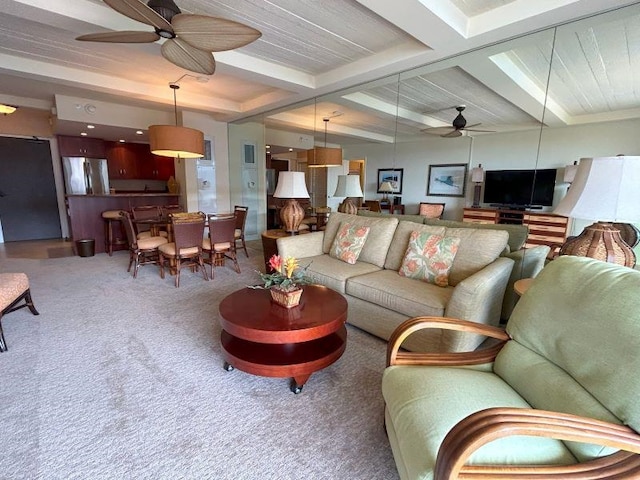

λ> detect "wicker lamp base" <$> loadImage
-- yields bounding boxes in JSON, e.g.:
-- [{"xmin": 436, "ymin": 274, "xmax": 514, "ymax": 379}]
[
  {"xmin": 338, "ymin": 199, "xmax": 358, "ymax": 215},
  {"xmin": 559, "ymin": 222, "xmax": 636, "ymax": 268},
  {"xmin": 280, "ymin": 199, "xmax": 305, "ymax": 234}
]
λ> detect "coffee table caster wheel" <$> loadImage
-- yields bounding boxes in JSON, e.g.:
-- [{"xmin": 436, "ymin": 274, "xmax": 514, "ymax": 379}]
[
  {"xmin": 223, "ymin": 362, "xmax": 234, "ymax": 371},
  {"xmin": 290, "ymin": 381, "xmax": 303, "ymax": 394}
]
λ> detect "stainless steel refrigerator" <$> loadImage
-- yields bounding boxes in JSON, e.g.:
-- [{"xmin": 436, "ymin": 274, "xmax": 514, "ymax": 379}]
[{"xmin": 62, "ymin": 157, "xmax": 110, "ymax": 195}]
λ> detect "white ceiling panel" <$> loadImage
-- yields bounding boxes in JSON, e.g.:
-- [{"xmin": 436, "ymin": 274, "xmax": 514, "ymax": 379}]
[{"xmin": 449, "ymin": 0, "xmax": 518, "ymax": 17}]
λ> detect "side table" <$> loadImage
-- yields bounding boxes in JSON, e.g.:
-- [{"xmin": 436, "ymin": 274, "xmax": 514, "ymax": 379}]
[{"xmin": 260, "ymin": 229, "xmax": 309, "ymax": 271}]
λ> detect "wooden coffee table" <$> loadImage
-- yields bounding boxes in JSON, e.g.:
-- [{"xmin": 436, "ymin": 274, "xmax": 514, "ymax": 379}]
[{"xmin": 218, "ymin": 285, "xmax": 348, "ymax": 393}]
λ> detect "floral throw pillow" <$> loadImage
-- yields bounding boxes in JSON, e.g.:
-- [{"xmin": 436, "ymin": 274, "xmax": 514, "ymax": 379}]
[
  {"xmin": 398, "ymin": 231, "xmax": 460, "ymax": 287},
  {"xmin": 329, "ymin": 222, "xmax": 371, "ymax": 265}
]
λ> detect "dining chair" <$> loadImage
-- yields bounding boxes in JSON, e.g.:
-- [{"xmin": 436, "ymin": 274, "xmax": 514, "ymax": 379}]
[
  {"xmin": 419, "ymin": 202, "xmax": 445, "ymax": 219},
  {"xmin": 158, "ymin": 212, "xmax": 209, "ymax": 287},
  {"xmin": 233, "ymin": 205, "xmax": 249, "ymax": 257},
  {"xmin": 203, "ymin": 215, "xmax": 241, "ymax": 279},
  {"xmin": 131, "ymin": 205, "xmax": 163, "ymax": 239},
  {"xmin": 120, "ymin": 211, "xmax": 168, "ymax": 278}
]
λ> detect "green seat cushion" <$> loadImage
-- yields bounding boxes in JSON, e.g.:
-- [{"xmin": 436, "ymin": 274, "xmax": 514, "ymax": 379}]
[{"xmin": 383, "ymin": 366, "xmax": 576, "ymax": 480}]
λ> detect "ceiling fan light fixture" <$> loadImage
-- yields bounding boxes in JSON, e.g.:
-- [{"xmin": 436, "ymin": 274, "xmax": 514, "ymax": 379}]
[{"xmin": 0, "ymin": 104, "xmax": 18, "ymax": 115}]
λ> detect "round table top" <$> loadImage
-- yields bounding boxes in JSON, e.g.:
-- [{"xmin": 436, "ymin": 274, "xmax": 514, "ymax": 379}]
[
  {"xmin": 219, "ymin": 285, "xmax": 347, "ymax": 344},
  {"xmin": 514, "ymin": 277, "xmax": 535, "ymax": 296}
]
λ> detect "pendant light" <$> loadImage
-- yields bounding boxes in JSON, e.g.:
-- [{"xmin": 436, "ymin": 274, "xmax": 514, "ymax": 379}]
[
  {"xmin": 0, "ymin": 104, "xmax": 17, "ymax": 115},
  {"xmin": 307, "ymin": 117, "xmax": 342, "ymax": 167},
  {"xmin": 149, "ymin": 83, "xmax": 204, "ymax": 158}
]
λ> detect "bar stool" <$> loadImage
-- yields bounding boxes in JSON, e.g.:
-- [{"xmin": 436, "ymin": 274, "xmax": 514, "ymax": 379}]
[{"xmin": 102, "ymin": 210, "xmax": 127, "ymax": 256}]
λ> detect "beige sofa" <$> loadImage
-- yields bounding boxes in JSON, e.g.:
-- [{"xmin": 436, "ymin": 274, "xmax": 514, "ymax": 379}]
[{"xmin": 277, "ymin": 212, "xmax": 514, "ymax": 352}]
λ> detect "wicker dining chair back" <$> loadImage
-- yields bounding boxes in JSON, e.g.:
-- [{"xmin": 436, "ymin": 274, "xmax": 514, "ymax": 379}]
[
  {"xmin": 205, "ymin": 215, "xmax": 241, "ymax": 278},
  {"xmin": 233, "ymin": 205, "xmax": 249, "ymax": 257},
  {"xmin": 120, "ymin": 211, "xmax": 168, "ymax": 278},
  {"xmin": 158, "ymin": 212, "xmax": 208, "ymax": 287}
]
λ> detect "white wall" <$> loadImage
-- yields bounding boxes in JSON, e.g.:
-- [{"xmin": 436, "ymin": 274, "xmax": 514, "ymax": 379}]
[{"xmin": 344, "ymin": 118, "xmax": 640, "ymax": 232}]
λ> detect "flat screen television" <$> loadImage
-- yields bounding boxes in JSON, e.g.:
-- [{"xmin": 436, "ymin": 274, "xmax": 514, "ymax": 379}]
[{"xmin": 483, "ymin": 168, "xmax": 557, "ymax": 209}]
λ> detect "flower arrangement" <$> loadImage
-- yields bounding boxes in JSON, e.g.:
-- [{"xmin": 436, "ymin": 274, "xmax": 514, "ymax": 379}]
[{"xmin": 258, "ymin": 255, "xmax": 313, "ymax": 292}]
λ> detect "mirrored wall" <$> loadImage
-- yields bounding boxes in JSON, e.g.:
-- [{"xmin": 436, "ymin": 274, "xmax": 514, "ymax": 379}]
[{"xmin": 230, "ymin": 2, "xmax": 640, "ymax": 256}]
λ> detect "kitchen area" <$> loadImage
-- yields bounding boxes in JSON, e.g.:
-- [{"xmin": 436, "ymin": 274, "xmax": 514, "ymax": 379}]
[{"xmin": 59, "ymin": 135, "xmax": 180, "ymax": 255}]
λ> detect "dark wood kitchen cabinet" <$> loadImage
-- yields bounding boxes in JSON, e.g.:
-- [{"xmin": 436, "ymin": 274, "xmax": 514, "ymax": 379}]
[
  {"xmin": 57, "ymin": 135, "xmax": 106, "ymax": 158},
  {"xmin": 106, "ymin": 141, "xmax": 175, "ymax": 180}
]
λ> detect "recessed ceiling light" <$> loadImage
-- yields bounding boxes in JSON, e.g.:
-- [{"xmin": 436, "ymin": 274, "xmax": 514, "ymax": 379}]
[
  {"xmin": 266, "ymin": 145, "xmax": 271, "ymax": 149},
  {"xmin": 136, "ymin": 130, "xmax": 143, "ymax": 135},
  {"xmin": 87, "ymin": 124, "xmax": 95, "ymax": 129},
  {"xmin": 119, "ymin": 139, "xmax": 125, "ymax": 143},
  {"xmin": 80, "ymin": 132, "xmax": 88, "ymax": 136},
  {"xmin": 0, "ymin": 104, "xmax": 17, "ymax": 115},
  {"xmin": 289, "ymin": 148, "xmax": 293, "ymax": 152}
]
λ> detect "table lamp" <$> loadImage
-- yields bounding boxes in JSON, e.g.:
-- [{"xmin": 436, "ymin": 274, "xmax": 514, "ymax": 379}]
[
  {"xmin": 554, "ymin": 156, "xmax": 640, "ymax": 268},
  {"xmin": 273, "ymin": 171, "xmax": 310, "ymax": 234},
  {"xmin": 334, "ymin": 175, "xmax": 363, "ymax": 215},
  {"xmin": 379, "ymin": 181, "xmax": 394, "ymax": 202},
  {"xmin": 470, "ymin": 164, "xmax": 484, "ymax": 208}
]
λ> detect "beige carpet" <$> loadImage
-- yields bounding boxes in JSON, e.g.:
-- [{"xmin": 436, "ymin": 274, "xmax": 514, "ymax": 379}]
[{"xmin": 0, "ymin": 243, "xmax": 398, "ymax": 479}]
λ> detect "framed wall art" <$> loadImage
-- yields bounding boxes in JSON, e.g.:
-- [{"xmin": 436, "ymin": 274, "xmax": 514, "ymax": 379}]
[
  {"xmin": 427, "ymin": 163, "xmax": 468, "ymax": 197},
  {"xmin": 377, "ymin": 168, "xmax": 404, "ymax": 194}
]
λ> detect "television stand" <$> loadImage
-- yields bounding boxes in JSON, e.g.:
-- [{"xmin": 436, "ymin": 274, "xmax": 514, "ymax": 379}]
[{"xmin": 462, "ymin": 207, "xmax": 570, "ymax": 254}]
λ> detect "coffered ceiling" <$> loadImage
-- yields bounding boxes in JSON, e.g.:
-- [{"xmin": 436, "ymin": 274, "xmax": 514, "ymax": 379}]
[{"xmin": 0, "ymin": 0, "xmax": 638, "ymax": 143}]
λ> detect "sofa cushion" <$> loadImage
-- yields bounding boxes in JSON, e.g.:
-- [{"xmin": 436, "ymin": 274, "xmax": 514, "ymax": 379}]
[
  {"xmin": 423, "ymin": 218, "xmax": 528, "ymax": 252},
  {"xmin": 384, "ymin": 221, "xmax": 446, "ymax": 271},
  {"xmin": 323, "ymin": 212, "xmax": 398, "ymax": 268},
  {"xmin": 329, "ymin": 222, "xmax": 370, "ymax": 265},
  {"xmin": 346, "ymin": 269, "xmax": 452, "ymax": 318},
  {"xmin": 398, "ymin": 231, "xmax": 460, "ymax": 287},
  {"xmin": 382, "ymin": 366, "xmax": 576, "ymax": 480},
  {"xmin": 446, "ymin": 228, "xmax": 508, "ymax": 286},
  {"xmin": 303, "ymin": 254, "xmax": 381, "ymax": 294}
]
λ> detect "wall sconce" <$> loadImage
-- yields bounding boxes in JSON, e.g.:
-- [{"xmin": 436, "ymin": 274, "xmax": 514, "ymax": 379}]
[{"xmin": 471, "ymin": 164, "xmax": 484, "ymax": 208}]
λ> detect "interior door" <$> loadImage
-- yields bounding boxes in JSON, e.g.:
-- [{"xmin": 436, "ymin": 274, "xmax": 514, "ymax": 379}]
[{"xmin": 0, "ymin": 136, "xmax": 62, "ymax": 241}]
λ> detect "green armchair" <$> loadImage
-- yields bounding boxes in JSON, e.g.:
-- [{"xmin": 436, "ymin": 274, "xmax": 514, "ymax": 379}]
[{"xmin": 383, "ymin": 256, "xmax": 640, "ymax": 479}]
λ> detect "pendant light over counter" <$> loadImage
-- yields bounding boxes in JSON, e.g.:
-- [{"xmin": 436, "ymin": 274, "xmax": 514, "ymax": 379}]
[
  {"xmin": 149, "ymin": 84, "xmax": 204, "ymax": 159},
  {"xmin": 307, "ymin": 117, "xmax": 342, "ymax": 167}
]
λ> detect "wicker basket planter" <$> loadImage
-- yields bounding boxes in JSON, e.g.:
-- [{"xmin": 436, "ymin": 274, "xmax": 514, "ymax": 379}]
[{"xmin": 270, "ymin": 287, "xmax": 303, "ymax": 308}]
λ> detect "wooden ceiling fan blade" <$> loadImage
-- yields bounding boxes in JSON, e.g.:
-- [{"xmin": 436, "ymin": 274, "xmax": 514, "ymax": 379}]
[
  {"xmin": 422, "ymin": 126, "xmax": 456, "ymax": 135},
  {"xmin": 162, "ymin": 38, "xmax": 216, "ymax": 75},
  {"xmin": 76, "ymin": 31, "xmax": 160, "ymax": 43},
  {"xmin": 104, "ymin": 0, "xmax": 173, "ymax": 31},
  {"xmin": 464, "ymin": 123, "xmax": 481, "ymax": 129},
  {"xmin": 465, "ymin": 128, "xmax": 496, "ymax": 133},
  {"xmin": 442, "ymin": 130, "xmax": 463, "ymax": 138},
  {"xmin": 172, "ymin": 14, "xmax": 262, "ymax": 52}
]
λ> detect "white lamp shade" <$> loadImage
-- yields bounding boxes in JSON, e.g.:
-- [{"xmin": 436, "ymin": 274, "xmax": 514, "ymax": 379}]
[
  {"xmin": 334, "ymin": 175, "xmax": 363, "ymax": 198},
  {"xmin": 379, "ymin": 181, "xmax": 394, "ymax": 193},
  {"xmin": 471, "ymin": 166, "xmax": 484, "ymax": 183},
  {"xmin": 273, "ymin": 171, "xmax": 310, "ymax": 199},
  {"xmin": 554, "ymin": 156, "xmax": 640, "ymax": 222},
  {"xmin": 563, "ymin": 163, "xmax": 579, "ymax": 183}
]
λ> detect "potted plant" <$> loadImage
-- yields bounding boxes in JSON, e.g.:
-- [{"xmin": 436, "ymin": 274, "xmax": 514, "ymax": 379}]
[{"xmin": 257, "ymin": 255, "xmax": 313, "ymax": 308}]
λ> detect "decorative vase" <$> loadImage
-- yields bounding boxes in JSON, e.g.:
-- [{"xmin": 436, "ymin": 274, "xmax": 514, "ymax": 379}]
[
  {"xmin": 270, "ymin": 287, "xmax": 303, "ymax": 308},
  {"xmin": 167, "ymin": 176, "xmax": 180, "ymax": 194}
]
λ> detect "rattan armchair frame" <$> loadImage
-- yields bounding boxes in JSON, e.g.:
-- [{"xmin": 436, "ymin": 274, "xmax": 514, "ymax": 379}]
[
  {"xmin": 386, "ymin": 316, "xmax": 640, "ymax": 480},
  {"xmin": 120, "ymin": 211, "xmax": 168, "ymax": 278}
]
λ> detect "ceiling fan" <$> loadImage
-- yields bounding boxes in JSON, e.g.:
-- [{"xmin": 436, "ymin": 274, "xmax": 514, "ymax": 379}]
[
  {"xmin": 421, "ymin": 105, "xmax": 495, "ymax": 138},
  {"xmin": 76, "ymin": 0, "xmax": 261, "ymax": 75}
]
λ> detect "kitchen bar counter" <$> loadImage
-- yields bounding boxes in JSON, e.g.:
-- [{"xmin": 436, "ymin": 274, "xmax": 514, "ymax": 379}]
[{"xmin": 66, "ymin": 194, "xmax": 180, "ymax": 255}]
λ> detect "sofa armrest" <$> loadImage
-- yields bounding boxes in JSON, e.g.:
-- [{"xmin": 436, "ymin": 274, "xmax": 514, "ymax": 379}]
[
  {"xmin": 501, "ymin": 245, "xmax": 551, "ymax": 320},
  {"xmin": 435, "ymin": 407, "xmax": 640, "ymax": 479},
  {"xmin": 386, "ymin": 316, "xmax": 509, "ymax": 367},
  {"xmin": 276, "ymin": 231, "xmax": 324, "ymax": 259},
  {"xmin": 445, "ymin": 257, "xmax": 514, "ymax": 332}
]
